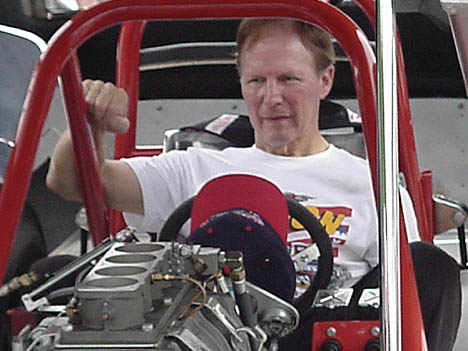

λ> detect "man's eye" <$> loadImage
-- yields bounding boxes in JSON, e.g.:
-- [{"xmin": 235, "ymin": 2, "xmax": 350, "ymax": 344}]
[
  {"xmin": 282, "ymin": 76, "xmax": 298, "ymax": 82},
  {"xmin": 248, "ymin": 78, "xmax": 263, "ymax": 83}
]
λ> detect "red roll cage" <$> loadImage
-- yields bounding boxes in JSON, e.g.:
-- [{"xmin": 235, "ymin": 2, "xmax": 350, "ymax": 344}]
[{"xmin": 0, "ymin": 0, "xmax": 434, "ymax": 349}]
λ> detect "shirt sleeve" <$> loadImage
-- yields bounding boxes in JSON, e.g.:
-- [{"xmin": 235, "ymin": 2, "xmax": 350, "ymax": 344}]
[
  {"xmin": 120, "ymin": 153, "xmax": 187, "ymax": 233},
  {"xmin": 400, "ymin": 185, "xmax": 421, "ymax": 242}
]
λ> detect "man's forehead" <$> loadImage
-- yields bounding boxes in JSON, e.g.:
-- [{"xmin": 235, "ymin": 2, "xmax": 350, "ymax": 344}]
[
  {"xmin": 246, "ymin": 20, "xmax": 299, "ymax": 46},
  {"xmin": 241, "ymin": 30, "xmax": 315, "ymax": 72}
]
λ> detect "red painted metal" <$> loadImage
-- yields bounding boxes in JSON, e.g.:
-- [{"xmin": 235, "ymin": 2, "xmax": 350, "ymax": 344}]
[
  {"xmin": 110, "ymin": 20, "xmax": 148, "ymax": 234},
  {"xmin": 114, "ymin": 20, "xmax": 146, "ymax": 159},
  {"xmin": 311, "ymin": 320, "xmax": 379, "ymax": 350},
  {"xmin": 7, "ymin": 307, "xmax": 37, "ymax": 338},
  {"xmin": 114, "ymin": 21, "xmax": 164, "ymax": 161},
  {"xmin": 128, "ymin": 148, "xmax": 163, "ymax": 157},
  {"xmin": 397, "ymin": 212, "xmax": 428, "ymax": 350},
  {"xmin": 0, "ymin": 0, "xmax": 376, "ymax": 284},
  {"xmin": 399, "ymin": 214, "xmax": 428, "ymax": 349},
  {"xmin": 60, "ymin": 52, "xmax": 109, "ymax": 245},
  {"xmin": 396, "ymin": 46, "xmax": 433, "ymax": 244},
  {"xmin": 420, "ymin": 170, "xmax": 434, "ymax": 241}
]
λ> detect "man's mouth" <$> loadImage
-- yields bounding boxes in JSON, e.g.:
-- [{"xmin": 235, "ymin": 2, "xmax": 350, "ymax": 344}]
[{"xmin": 263, "ymin": 115, "xmax": 290, "ymax": 121}]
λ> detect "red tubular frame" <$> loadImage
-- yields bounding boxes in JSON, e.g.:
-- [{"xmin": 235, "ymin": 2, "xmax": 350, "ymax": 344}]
[
  {"xmin": 110, "ymin": 20, "xmax": 148, "ymax": 234},
  {"xmin": 0, "ymin": 0, "xmax": 426, "ymax": 349},
  {"xmin": 114, "ymin": 20, "xmax": 147, "ymax": 159},
  {"xmin": 61, "ymin": 52, "xmax": 109, "ymax": 247}
]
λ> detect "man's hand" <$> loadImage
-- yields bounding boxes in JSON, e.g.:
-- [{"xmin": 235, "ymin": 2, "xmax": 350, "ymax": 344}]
[
  {"xmin": 83, "ymin": 79, "xmax": 130, "ymax": 134},
  {"xmin": 47, "ymin": 79, "xmax": 143, "ymax": 213}
]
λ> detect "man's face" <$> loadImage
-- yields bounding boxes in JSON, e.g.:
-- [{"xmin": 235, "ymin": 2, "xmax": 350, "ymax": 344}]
[{"xmin": 239, "ymin": 23, "xmax": 334, "ymax": 156}]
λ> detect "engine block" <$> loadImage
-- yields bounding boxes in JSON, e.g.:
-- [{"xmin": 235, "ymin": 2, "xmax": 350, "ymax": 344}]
[{"xmin": 20, "ymin": 240, "xmax": 298, "ymax": 351}]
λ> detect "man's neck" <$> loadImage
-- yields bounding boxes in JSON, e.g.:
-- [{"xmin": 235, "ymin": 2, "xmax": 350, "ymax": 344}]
[{"xmin": 256, "ymin": 135, "xmax": 330, "ymax": 157}]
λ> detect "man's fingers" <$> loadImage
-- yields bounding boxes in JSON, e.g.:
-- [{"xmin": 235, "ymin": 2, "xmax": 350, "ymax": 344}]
[
  {"xmin": 83, "ymin": 80, "xmax": 105, "ymax": 123},
  {"xmin": 106, "ymin": 115, "xmax": 130, "ymax": 134},
  {"xmin": 101, "ymin": 84, "xmax": 129, "ymax": 133},
  {"xmin": 82, "ymin": 79, "xmax": 94, "ymax": 96},
  {"xmin": 93, "ymin": 82, "xmax": 118, "ymax": 122},
  {"xmin": 82, "ymin": 80, "xmax": 129, "ymax": 133}
]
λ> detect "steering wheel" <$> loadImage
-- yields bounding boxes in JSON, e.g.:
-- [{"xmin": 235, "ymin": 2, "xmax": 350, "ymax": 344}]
[{"xmin": 158, "ymin": 196, "xmax": 333, "ymax": 315}]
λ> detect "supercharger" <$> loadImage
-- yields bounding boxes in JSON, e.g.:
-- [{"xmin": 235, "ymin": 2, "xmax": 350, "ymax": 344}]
[{"xmin": 15, "ymin": 239, "xmax": 299, "ymax": 351}]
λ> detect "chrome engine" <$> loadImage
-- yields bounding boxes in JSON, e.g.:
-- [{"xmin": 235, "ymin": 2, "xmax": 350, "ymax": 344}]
[{"xmin": 15, "ymin": 239, "xmax": 298, "ymax": 351}]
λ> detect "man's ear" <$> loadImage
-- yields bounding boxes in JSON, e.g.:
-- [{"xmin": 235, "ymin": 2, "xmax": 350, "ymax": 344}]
[{"xmin": 319, "ymin": 64, "xmax": 335, "ymax": 99}]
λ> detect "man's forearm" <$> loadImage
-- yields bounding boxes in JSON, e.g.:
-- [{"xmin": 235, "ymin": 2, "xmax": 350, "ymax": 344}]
[
  {"xmin": 46, "ymin": 129, "xmax": 106, "ymax": 202},
  {"xmin": 46, "ymin": 79, "xmax": 135, "ymax": 209}
]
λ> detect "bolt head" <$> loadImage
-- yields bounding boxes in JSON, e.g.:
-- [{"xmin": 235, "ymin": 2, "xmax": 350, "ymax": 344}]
[
  {"xmin": 371, "ymin": 326, "xmax": 380, "ymax": 337},
  {"xmin": 326, "ymin": 327, "xmax": 337, "ymax": 337},
  {"xmin": 179, "ymin": 245, "xmax": 192, "ymax": 257}
]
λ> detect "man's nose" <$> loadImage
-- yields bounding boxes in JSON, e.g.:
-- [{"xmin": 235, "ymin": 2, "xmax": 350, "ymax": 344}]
[{"xmin": 263, "ymin": 80, "xmax": 283, "ymax": 106}]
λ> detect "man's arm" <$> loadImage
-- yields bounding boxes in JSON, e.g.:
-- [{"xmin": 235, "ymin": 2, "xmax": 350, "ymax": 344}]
[{"xmin": 46, "ymin": 80, "xmax": 144, "ymax": 214}]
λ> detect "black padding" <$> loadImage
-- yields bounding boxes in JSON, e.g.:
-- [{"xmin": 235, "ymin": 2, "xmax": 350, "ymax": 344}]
[{"xmin": 181, "ymin": 100, "xmax": 361, "ymax": 147}]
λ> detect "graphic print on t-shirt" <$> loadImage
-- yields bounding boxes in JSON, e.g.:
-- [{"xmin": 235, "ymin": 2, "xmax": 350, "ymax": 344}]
[{"xmin": 285, "ymin": 193, "xmax": 354, "ymax": 295}]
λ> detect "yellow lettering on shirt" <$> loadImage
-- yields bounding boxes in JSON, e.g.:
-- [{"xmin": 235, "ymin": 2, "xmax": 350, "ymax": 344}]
[{"xmin": 320, "ymin": 211, "xmax": 346, "ymax": 235}]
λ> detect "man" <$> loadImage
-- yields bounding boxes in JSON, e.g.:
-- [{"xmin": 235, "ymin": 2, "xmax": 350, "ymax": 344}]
[
  {"xmin": 49, "ymin": 19, "xmax": 375, "ymax": 287},
  {"xmin": 47, "ymin": 18, "xmax": 460, "ymax": 350}
]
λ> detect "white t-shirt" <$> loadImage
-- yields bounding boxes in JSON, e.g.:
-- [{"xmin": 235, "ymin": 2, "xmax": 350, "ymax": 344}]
[{"xmin": 123, "ymin": 144, "xmax": 386, "ymax": 288}]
